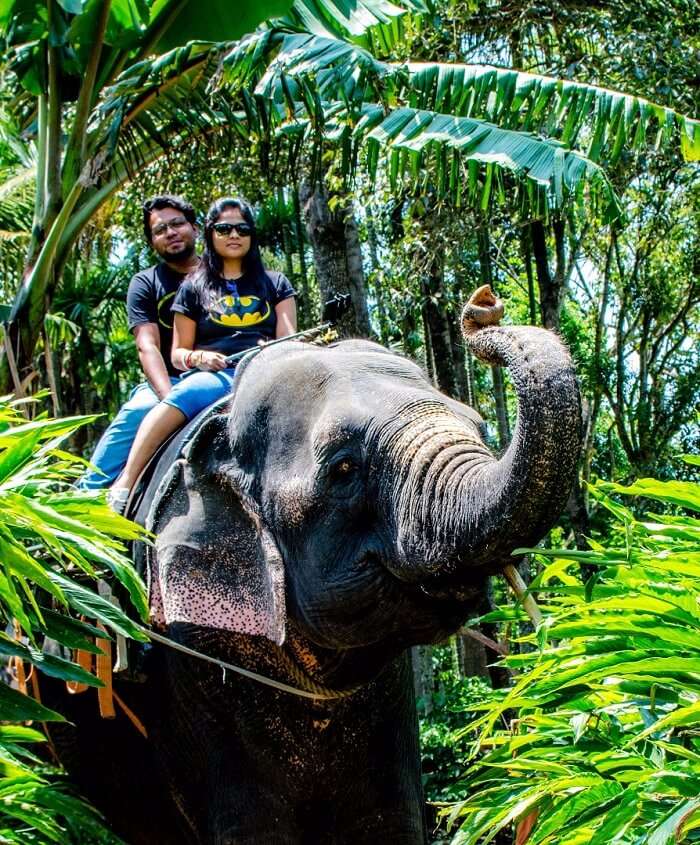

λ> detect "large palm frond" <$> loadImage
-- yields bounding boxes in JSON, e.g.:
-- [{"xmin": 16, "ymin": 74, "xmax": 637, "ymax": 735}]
[
  {"xmin": 103, "ymin": 19, "xmax": 698, "ymax": 224},
  {"xmin": 224, "ymin": 29, "xmax": 699, "ymax": 166}
]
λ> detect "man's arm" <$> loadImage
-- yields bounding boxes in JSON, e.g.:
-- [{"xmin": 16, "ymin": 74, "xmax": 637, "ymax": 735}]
[{"xmin": 133, "ymin": 323, "xmax": 173, "ymax": 400}]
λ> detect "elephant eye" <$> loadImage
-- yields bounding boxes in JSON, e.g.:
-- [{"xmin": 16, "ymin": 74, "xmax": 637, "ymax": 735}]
[{"xmin": 329, "ymin": 457, "xmax": 358, "ymax": 481}]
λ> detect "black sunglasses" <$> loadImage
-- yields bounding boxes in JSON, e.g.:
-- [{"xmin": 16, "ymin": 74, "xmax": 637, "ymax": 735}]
[{"xmin": 212, "ymin": 222, "xmax": 253, "ymax": 237}]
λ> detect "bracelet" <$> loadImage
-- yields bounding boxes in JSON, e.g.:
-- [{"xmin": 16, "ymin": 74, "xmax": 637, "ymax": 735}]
[{"xmin": 184, "ymin": 351, "xmax": 193, "ymax": 369}]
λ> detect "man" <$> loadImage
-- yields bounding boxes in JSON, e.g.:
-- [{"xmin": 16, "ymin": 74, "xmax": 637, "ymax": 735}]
[{"xmin": 79, "ymin": 195, "xmax": 199, "ymax": 489}]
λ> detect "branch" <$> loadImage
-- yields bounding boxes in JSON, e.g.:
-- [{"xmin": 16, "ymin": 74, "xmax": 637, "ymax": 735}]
[{"xmin": 649, "ymin": 283, "xmax": 700, "ymax": 364}]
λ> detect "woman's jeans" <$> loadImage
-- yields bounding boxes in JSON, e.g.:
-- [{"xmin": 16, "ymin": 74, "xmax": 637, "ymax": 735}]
[{"xmin": 78, "ymin": 368, "xmax": 236, "ymax": 489}]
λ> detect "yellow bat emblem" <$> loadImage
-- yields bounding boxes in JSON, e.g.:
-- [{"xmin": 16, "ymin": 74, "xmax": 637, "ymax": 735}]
[
  {"xmin": 157, "ymin": 291, "xmax": 176, "ymax": 328},
  {"xmin": 210, "ymin": 295, "xmax": 271, "ymax": 328}
]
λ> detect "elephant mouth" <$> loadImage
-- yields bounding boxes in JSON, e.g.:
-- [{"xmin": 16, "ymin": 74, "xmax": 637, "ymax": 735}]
[
  {"xmin": 362, "ymin": 549, "xmax": 484, "ymax": 611},
  {"xmin": 415, "ymin": 578, "xmax": 486, "ymax": 604}
]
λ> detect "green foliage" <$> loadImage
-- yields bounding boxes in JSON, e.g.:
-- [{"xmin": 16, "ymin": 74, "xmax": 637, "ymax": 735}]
[
  {"xmin": 0, "ymin": 395, "xmax": 148, "ymax": 842},
  {"xmin": 444, "ymin": 470, "xmax": 700, "ymax": 844},
  {"xmin": 212, "ymin": 21, "xmax": 698, "ymax": 221}
]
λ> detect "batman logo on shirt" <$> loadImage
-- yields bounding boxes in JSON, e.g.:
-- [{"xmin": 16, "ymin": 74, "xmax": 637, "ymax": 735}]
[
  {"xmin": 210, "ymin": 295, "xmax": 271, "ymax": 328},
  {"xmin": 157, "ymin": 291, "xmax": 176, "ymax": 328}
]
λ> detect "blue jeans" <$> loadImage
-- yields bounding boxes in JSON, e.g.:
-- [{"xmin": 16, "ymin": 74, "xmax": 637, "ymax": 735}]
[
  {"xmin": 78, "ymin": 369, "xmax": 237, "ymax": 490},
  {"xmin": 78, "ymin": 380, "xmax": 178, "ymax": 490},
  {"xmin": 162, "ymin": 368, "xmax": 236, "ymax": 420}
]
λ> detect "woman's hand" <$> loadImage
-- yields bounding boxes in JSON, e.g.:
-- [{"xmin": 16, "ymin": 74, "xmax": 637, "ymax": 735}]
[{"xmin": 195, "ymin": 350, "xmax": 229, "ymax": 371}]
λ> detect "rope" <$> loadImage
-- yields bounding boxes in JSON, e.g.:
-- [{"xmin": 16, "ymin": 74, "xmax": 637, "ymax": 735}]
[{"xmin": 144, "ymin": 628, "xmax": 358, "ymax": 701}]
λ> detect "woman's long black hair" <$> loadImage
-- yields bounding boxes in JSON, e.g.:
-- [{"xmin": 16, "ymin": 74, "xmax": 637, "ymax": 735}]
[{"xmin": 189, "ymin": 197, "xmax": 266, "ymax": 308}]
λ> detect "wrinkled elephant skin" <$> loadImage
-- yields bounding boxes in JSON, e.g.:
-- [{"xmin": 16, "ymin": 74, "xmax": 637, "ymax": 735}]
[{"xmin": 45, "ymin": 308, "xmax": 581, "ymax": 844}]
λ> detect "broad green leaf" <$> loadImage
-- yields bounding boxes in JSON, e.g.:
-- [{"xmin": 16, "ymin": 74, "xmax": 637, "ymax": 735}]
[
  {"xmin": 0, "ymin": 726, "xmax": 46, "ymax": 744},
  {"xmin": 0, "ymin": 634, "xmax": 102, "ymax": 687},
  {"xmin": 49, "ymin": 572, "xmax": 148, "ymax": 641},
  {"xmin": 0, "ymin": 681, "xmax": 65, "ymax": 723},
  {"xmin": 647, "ymin": 798, "xmax": 700, "ymax": 845},
  {"xmin": 598, "ymin": 478, "xmax": 700, "ymax": 512},
  {"xmin": 155, "ymin": 0, "xmax": 295, "ymax": 52},
  {"xmin": 35, "ymin": 607, "xmax": 108, "ymax": 654}
]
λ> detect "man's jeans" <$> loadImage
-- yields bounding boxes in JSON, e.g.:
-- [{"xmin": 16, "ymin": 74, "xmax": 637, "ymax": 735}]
[{"xmin": 77, "ymin": 379, "xmax": 178, "ymax": 490}]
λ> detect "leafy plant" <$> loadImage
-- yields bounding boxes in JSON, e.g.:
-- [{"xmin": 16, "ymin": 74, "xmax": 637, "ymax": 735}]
[
  {"xmin": 0, "ymin": 395, "xmax": 148, "ymax": 842},
  {"xmin": 443, "ymin": 468, "xmax": 700, "ymax": 844}
]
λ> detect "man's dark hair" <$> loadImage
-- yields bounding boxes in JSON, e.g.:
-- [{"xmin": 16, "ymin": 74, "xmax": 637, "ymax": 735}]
[{"xmin": 142, "ymin": 194, "xmax": 196, "ymax": 242}]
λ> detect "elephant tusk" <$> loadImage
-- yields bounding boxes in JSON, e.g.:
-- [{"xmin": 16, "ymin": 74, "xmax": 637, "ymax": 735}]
[{"xmin": 503, "ymin": 563, "xmax": 543, "ymax": 628}]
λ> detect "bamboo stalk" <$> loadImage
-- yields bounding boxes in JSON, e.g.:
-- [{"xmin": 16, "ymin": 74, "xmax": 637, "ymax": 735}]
[{"xmin": 503, "ymin": 563, "xmax": 543, "ymax": 627}]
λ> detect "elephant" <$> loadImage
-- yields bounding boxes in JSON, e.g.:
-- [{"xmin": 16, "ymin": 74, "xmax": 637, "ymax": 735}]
[{"xmin": 44, "ymin": 286, "xmax": 581, "ymax": 844}]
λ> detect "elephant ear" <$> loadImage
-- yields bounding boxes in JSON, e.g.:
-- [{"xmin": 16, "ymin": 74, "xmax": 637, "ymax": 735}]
[{"xmin": 146, "ymin": 412, "xmax": 285, "ymax": 646}]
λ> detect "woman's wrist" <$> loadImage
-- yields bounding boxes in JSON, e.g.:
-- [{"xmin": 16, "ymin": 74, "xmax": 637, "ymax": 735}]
[{"xmin": 182, "ymin": 350, "xmax": 203, "ymax": 369}]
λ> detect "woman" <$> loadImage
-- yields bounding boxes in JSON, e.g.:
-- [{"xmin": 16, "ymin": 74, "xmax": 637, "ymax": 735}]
[{"xmin": 108, "ymin": 197, "xmax": 296, "ymax": 512}]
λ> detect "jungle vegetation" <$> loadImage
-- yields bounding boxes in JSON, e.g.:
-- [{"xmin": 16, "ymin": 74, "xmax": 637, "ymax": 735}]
[{"xmin": 0, "ymin": 0, "xmax": 698, "ymax": 841}]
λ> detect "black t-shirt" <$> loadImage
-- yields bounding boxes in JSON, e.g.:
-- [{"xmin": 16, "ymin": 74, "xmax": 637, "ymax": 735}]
[
  {"xmin": 126, "ymin": 263, "xmax": 188, "ymax": 376},
  {"xmin": 171, "ymin": 270, "xmax": 296, "ymax": 358}
]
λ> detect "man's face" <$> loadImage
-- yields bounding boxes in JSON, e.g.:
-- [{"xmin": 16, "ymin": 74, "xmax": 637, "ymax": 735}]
[{"xmin": 149, "ymin": 206, "xmax": 197, "ymax": 262}]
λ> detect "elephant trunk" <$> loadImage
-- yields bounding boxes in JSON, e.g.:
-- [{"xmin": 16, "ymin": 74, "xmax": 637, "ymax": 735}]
[{"xmin": 384, "ymin": 287, "xmax": 582, "ymax": 589}]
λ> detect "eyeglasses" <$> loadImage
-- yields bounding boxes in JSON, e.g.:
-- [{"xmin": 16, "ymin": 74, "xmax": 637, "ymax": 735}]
[
  {"xmin": 212, "ymin": 222, "xmax": 253, "ymax": 237},
  {"xmin": 151, "ymin": 217, "xmax": 190, "ymax": 237}
]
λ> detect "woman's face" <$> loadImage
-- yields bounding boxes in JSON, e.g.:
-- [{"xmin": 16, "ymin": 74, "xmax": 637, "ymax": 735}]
[{"xmin": 211, "ymin": 206, "xmax": 252, "ymax": 262}]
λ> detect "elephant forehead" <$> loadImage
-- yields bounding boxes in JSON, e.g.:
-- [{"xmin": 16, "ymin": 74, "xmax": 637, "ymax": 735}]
[{"xmin": 237, "ymin": 341, "xmax": 429, "ymax": 399}]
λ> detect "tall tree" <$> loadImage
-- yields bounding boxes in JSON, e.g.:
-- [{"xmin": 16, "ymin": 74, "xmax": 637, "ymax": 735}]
[{"xmin": 301, "ymin": 181, "xmax": 371, "ymax": 336}]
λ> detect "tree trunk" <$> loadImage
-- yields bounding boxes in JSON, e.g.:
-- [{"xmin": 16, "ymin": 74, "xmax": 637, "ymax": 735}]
[
  {"xmin": 344, "ymin": 209, "xmax": 372, "ymax": 337},
  {"xmin": 300, "ymin": 181, "xmax": 370, "ymax": 337},
  {"xmin": 521, "ymin": 227, "xmax": 538, "ymax": 325},
  {"xmin": 448, "ymin": 316, "xmax": 468, "ymax": 402},
  {"xmin": 421, "ymin": 255, "xmax": 457, "ymax": 397},
  {"xmin": 421, "ymin": 304, "xmax": 436, "ymax": 384},
  {"xmin": 278, "ymin": 189, "xmax": 297, "ymax": 300},
  {"xmin": 531, "ymin": 218, "xmax": 567, "ymax": 331},
  {"xmin": 455, "ymin": 632, "xmax": 490, "ymax": 679},
  {"xmin": 366, "ymin": 206, "xmax": 391, "ymax": 346},
  {"xmin": 410, "ymin": 645, "xmax": 434, "ymax": 716},
  {"xmin": 491, "ymin": 364, "xmax": 511, "ymax": 450},
  {"xmin": 476, "ymin": 218, "xmax": 510, "ymax": 445},
  {"xmin": 291, "ymin": 185, "xmax": 313, "ymax": 328}
]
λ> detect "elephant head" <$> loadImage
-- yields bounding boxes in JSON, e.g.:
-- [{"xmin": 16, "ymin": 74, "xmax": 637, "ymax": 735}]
[{"xmin": 147, "ymin": 286, "xmax": 581, "ymax": 666}]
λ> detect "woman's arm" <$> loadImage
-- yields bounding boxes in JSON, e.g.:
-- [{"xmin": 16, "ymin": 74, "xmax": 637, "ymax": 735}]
[
  {"xmin": 275, "ymin": 297, "xmax": 297, "ymax": 339},
  {"xmin": 172, "ymin": 313, "xmax": 228, "ymax": 372}
]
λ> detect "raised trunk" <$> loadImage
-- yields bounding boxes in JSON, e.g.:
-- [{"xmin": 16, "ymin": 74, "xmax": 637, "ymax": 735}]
[{"xmin": 384, "ymin": 288, "xmax": 581, "ymax": 586}]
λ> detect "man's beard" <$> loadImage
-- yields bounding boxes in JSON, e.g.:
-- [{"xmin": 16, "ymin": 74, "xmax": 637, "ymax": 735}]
[{"xmin": 160, "ymin": 242, "xmax": 195, "ymax": 263}]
